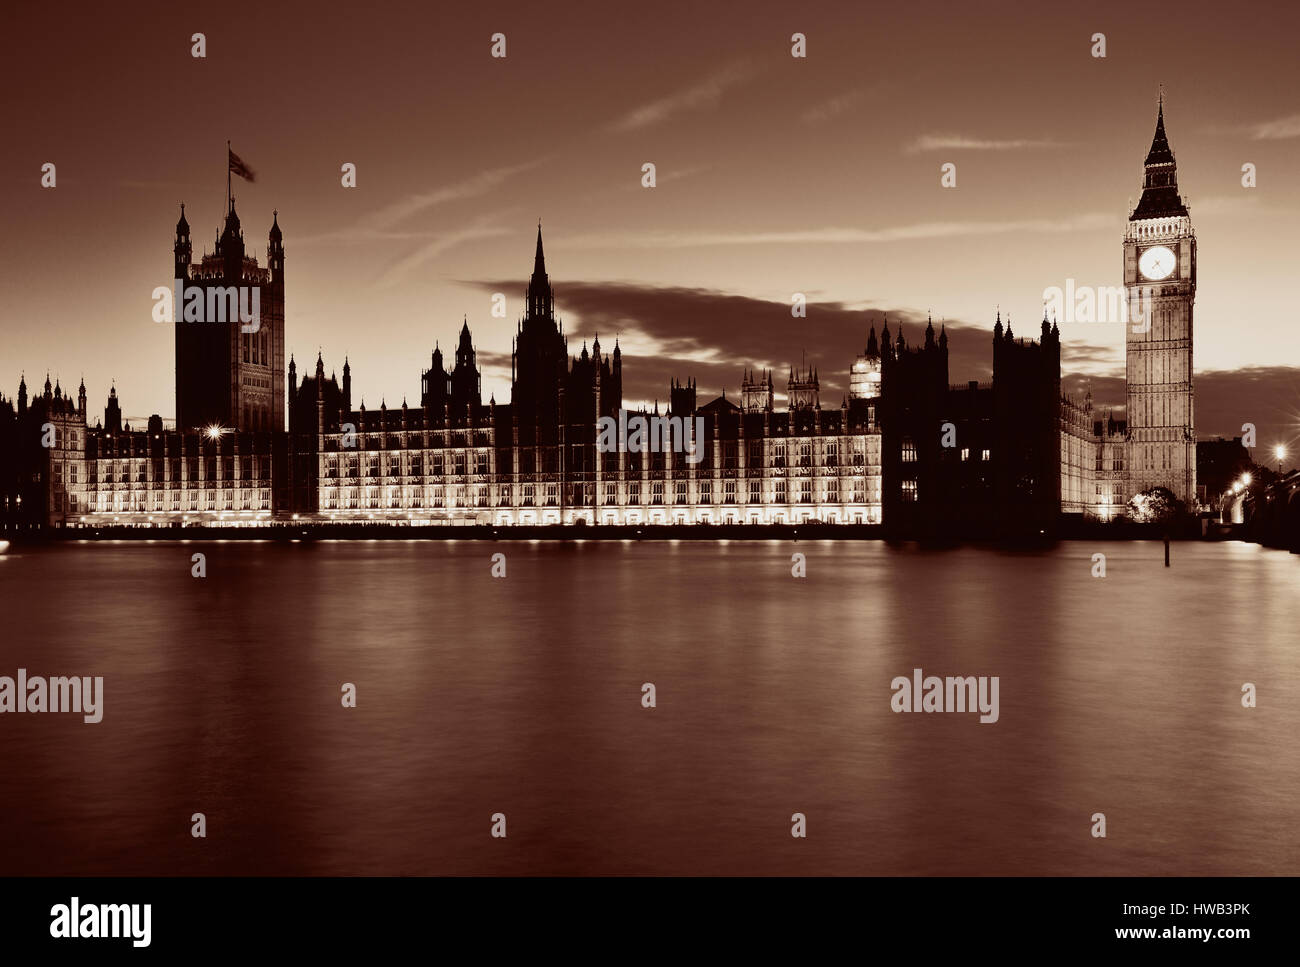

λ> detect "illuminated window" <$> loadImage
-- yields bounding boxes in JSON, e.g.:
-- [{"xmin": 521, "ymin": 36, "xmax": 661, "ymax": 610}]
[{"xmin": 902, "ymin": 480, "xmax": 918, "ymax": 502}]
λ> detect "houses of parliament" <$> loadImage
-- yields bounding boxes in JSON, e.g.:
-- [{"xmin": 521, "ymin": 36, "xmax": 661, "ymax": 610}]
[{"xmin": 0, "ymin": 101, "xmax": 1198, "ymax": 535}]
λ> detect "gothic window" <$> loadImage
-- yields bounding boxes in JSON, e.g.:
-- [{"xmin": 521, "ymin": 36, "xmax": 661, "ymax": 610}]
[
  {"xmin": 902, "ymin": 439, "xmax": 917, "ymax": 463},
  {"xmin": 902, "ymin": 480, "xmax": 918, "ymax": 502}
]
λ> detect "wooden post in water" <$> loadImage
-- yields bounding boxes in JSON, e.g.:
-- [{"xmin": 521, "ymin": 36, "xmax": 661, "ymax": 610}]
[{"xmin": 1164, "ymin": 536, "xmax": 1170, "ymax": 567}]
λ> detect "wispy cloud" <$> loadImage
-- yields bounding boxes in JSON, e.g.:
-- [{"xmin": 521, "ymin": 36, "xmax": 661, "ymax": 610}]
[
  {"xmin": 1248, "ymin": 113, "xmax": 1300, "ymax": 140},
  {"xmin": 292, "ymin": 160, "xmax": 548, "ymax": 247},
  {"xmin": 561, "ymin": 213, "xmax": 1114, "ymax": 250},
  {"xmin": 904, "ymin": 134, "xmax": 1065, "ymax": 154},
  {"xmin": 375, "ymin": 220, "xmax": 513, "ymax": 289},
  {"xmin": 607, "ymin": 62, "xmax": 754, "ymax": 133},
  {"xmin": 801, "ymin": 86, "xmax": 883, "ymax": 126},
  {"xmin": 361, "ymin": 160, "xmax": 548, "ymax": 232},
  {"xmin": 118, "ymin": 179, "xmax": 187, "ymax": 190}
]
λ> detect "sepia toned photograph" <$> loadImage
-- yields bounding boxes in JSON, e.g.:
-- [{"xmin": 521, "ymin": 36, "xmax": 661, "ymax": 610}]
[{"xmin": 1, "ymin": 0, "xmax": 1294, "ymax": 952}]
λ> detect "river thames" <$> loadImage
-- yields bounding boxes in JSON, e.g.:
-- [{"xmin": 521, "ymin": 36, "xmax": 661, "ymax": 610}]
[{"xmin": 0, "ymin": 539, "xmax": 1296, "ymax": 876}]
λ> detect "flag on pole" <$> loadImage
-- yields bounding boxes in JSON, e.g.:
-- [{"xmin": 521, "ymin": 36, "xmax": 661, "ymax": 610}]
[{"xmin": 228, "ymin": 148, "xmax": 256, "ymax": 183}]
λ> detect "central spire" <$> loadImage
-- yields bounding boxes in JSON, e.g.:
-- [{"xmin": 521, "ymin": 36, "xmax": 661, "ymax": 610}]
[{"xmin": 525, "ymin": 221, "xmax": 554, "ymax": 321}]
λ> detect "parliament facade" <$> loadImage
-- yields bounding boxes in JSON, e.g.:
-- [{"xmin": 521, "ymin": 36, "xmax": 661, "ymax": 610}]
[{"xmin": 0, "ymin": 101, "xmax": 1197, "ymax": 535}]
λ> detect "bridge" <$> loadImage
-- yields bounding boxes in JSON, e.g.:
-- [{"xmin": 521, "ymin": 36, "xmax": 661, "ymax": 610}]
[{"xmin": 1240, "ymin": 470, "xmax": 1300, "ymax": 553}]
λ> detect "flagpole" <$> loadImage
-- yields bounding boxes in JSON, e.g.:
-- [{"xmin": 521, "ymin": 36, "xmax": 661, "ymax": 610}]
[{"xmin": 226, "ymin": 140, "xmax": 231, "ymax": 213}]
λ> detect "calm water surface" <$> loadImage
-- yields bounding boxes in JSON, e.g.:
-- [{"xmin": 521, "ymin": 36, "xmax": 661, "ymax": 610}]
[{"xmin": 1, "ymin": 539, "xmax": 1297, "ymax": 875}]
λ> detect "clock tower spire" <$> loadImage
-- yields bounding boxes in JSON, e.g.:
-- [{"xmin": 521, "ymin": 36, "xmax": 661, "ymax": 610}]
[{"xmin": 1123, "ymin": 96, "xmax": 1197, "ymax": 508}]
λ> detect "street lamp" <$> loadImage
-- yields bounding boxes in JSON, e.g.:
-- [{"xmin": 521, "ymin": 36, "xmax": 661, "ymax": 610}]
[{"xmin": 1276, "ymin": 445, "xmax": 1287, "ymax": 474}]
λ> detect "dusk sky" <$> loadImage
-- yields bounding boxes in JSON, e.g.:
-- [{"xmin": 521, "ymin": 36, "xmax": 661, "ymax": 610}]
[{"xmin": 3, "ymin": 0, "xmax": 1298, "ymax": 461}]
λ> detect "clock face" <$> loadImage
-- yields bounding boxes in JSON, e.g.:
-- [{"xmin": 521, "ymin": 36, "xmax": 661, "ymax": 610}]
[{"xmin": 1139, "ymin": 245, "xmax": 1176, "ymax": 281}]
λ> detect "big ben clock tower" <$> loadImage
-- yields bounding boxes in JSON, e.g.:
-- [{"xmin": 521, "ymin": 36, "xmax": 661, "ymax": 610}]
[{"xmin": 1123, "ymin": 97, "xmax": 1196, "ymax": 507}]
